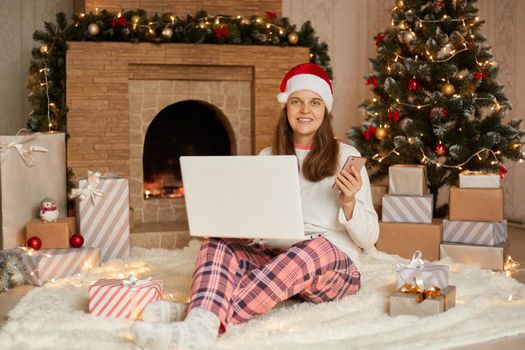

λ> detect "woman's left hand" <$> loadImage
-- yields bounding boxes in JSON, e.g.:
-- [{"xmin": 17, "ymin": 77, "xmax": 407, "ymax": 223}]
[{"xmin": 335, "ymin": 166, "xmax": 362, "ymax": 210}]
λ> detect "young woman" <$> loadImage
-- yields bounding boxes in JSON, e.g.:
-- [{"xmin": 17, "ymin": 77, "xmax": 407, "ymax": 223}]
[{"xmin": 132, "ymin": 63, "xmax": 379, "ymax": 350}]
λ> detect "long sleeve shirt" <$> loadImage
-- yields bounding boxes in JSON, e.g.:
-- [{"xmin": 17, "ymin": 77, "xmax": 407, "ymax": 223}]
[{"xmin": 259, "ymin": 142, "xmax": 379, "ymax": 273}]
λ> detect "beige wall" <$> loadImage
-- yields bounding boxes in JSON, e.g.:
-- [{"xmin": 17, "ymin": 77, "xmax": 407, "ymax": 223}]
[
  {"xmin": 0, "ymin": 0, "xmax": 73, "ymax": 134},
  {"xmin": 283, "ymin": 0, "xmax": 525, "ymax": 222}
]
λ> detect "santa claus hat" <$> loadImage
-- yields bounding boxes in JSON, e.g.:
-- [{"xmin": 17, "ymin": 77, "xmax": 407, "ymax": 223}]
[{"xmin": 277, "ymin": 63, "xmax": 333, "ymax": 112}]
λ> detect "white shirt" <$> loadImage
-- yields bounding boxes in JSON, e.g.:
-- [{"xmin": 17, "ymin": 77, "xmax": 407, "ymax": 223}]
[{"xmin": 259, "ymin": 142, "xmax": 379, "ymax": 273}]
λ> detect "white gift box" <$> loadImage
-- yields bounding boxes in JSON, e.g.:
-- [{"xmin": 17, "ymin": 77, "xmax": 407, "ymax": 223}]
[
  {"xmin": 459, "ymin": 171, "xmax": 500, "ymax": 188},
  {"xmin": 0, "ymin": 131, "xmax": 66, "ymax": 249},
  {"xmin": 73, "ymin": 172, "xmax": 130, "ymax": 262},
  {"xmin": 382, "ymin": 194, "xmax": 433, "ymax": 224},
  {"xmin": 388, "ymin": 165, "xmax": 429, "ymax": 196},
  {"xmin": 21, "ymin": 247, "xmax": 100, "ymax": 286},
  {"xmin": 395, "ymin": 251, "xmax": 449, "ymax": 290},
  {"xmin": 442, "ymin": 220, "xmax": 507, "ymax": 246}
]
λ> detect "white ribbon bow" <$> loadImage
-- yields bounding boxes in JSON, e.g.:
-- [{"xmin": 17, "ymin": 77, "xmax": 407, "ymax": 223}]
[
  {"xmin": 122, "ymin": 272, "xmax": 151, "ymax": 287},
  {"xmin": 70, "ymin": 171, "xmax": 105, "ymax": 205},
  {"xmin": 0, "ymin": 130, "xmax": 48, "ymax": 167},
  {"xmin": 396, "ymin": 250, "xmax": 425, "ymax": 269}
]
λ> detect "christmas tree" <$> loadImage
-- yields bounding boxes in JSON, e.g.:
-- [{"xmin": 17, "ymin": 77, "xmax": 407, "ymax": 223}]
[{"xmin": 348, "ymin": 0, "xmax": 524, "ymax": 216}]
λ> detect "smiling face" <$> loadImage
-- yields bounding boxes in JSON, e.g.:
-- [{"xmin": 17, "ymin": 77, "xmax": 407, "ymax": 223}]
[{"xmin": 286, "ymin": 90, "xmax": 326, "ymax": 146}]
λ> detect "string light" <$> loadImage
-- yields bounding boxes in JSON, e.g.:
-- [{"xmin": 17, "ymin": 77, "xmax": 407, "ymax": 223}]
[{"xmin": 392, "ymin": 47, "xmax": 470, "ymax": 63}]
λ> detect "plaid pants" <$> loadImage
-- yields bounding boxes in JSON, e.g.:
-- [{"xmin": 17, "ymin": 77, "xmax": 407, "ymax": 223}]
[{"xmin": 188, "ymin": 237, "xmax": 361, "ymax": 329}]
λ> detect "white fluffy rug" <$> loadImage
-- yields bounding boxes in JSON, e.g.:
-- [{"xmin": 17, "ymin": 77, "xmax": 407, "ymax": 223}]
[{"xmin": 1, "ymin": 240, "xmax": 525, "ymax": 350}]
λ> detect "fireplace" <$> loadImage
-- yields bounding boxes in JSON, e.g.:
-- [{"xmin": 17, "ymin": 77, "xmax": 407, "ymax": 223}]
[
  {"xmin": 66, "ymin": 41, "xmax": 310, "ymax": 239},
  {"xmin": 143, "ymin": 100, "xmax": 234, "ymax": 199}
]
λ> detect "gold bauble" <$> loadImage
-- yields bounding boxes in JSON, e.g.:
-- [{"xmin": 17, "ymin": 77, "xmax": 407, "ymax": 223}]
[
  {"xmin": 87, "ymin": 23, "xmax": 100, "ymax": 36},
  {"xmin": 396, "ymin": 0, "xmax": 405, "ymax": 9},
  {"xmin": 162, "ymin": 27, "xmax": 173, "ymax": 39},
  {"xmin": 375, "ymin": 127, "xmax": 387, "ymax": 140},
  {"xmin": 288, "ymin": 32, "xmax": 299, "ymax": 45},
  {"xmin": 131, "ymin": 15, "xmax": 141, "ymax": 24},
  {"xmin": 441, "ymin": 83, "xmax": 455, "ymax": 96},
  {"xmin": 402, "ymin": 30, "xmax": 416, "ymax": 44}
]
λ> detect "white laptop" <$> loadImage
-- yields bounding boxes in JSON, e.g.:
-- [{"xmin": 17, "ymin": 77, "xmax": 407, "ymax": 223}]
[{"xmin": 180, "ymin": 155, "xmax": 306, "ymax": 240}]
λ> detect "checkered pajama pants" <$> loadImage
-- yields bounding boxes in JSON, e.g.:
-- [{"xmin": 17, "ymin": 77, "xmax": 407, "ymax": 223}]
[{"xmin": 187, "ymin": 237, "xmax": 361, "ymax": 329}]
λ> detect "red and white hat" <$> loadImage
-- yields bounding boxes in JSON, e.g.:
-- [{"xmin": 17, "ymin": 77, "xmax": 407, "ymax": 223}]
[{"xmin": 277, "ymin": 63, "xmax": 333, "ymax": 112}]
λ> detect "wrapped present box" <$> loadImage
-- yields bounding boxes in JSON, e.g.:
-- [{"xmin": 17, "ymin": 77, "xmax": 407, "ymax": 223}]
[
  {"xmin": 459, "ymin": 171, "xmax": 500, "ymax": 188},
  {"xmin": 377, "ymin": 220, "xmax": 442, "ymax": 261},
  {"xmin": 449, "ymin": 186, "xmax": 504, "ymax": 222},
  {"xmin": 389, "ymin": 286, "xmax": 456, "ymax": 317},
  {"xmin": 89, "ymin": 276, "xmax": 163, "ymax": 320},
  {"xmin": 25, "ymin": 217, "xmax": 76, "ymax": 249},
  {"xmin": 440, "ymin": 240, "xmax": 510, "ymax": 271},
  {"xmin": 388, "ymin": 165, "xmax": 429, "ymax": 196},
  {"xmin": 20, "ymin": 247, "xmax": 100, "ymax": 286},
  {"xmin": 396, "ymin": 253, "xmax": 449, "ymax": 290},
  {"xmin": 442, "ymin": 219, "xmax": 507, "ymax": 246},
  {"xmin": 371, "ymin": 184, "xmax": 388, "ymax": 207},
  {"xmin": 0, "ymin": 131, "xmax": 66, "ymax": 249},
  {"xmin": 382, "ymin": 194, "xmax": 433, "ymax": 224},
  {"xmin": 74, "ymin": 172, "xmax": 130, "ymax": 262}
]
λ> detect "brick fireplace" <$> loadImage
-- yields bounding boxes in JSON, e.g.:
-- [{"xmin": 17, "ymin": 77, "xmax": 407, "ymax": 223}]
[{"xmin": 66, "ymin": 42, "xmax": 309, "ymax": 247}]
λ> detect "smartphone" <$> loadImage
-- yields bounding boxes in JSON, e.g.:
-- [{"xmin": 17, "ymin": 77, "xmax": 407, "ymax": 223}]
[{"xmin": 332, "ymin": 155, "xmax": 367, "ymax": 189}]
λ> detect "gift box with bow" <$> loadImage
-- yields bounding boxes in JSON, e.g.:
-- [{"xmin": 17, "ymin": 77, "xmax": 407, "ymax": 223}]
[
  {"xmin": 395, "ymin": 250, "xmax": 449, "ymax": 290},
  {"xmin": 88, "ymin": 274, "xmax": 163, "ymax": 320},
  {"xmin": 0, "ymin": 130, "xmax": 66, "ymax": 249},
  {"xmin": 72, "ymin": 171, "xmax": 130, "ymax": 262}
]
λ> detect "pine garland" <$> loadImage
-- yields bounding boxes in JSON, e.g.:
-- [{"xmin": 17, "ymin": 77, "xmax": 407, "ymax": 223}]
[
  {"xmin": 0, "ymin": 250, "xmax": 28, "ymax": 292},
  {"xmin": 27, "ymin": 10, "xmax": 332, "ymax": 133}
]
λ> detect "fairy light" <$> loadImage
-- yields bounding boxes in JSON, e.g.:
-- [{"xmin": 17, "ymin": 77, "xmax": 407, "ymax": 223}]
[{"xmin": 393, "ymin": 47, "xmax": 470, "ymax": 63}]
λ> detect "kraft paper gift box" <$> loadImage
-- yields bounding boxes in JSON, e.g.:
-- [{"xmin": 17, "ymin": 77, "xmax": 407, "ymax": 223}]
[
  {"xmin": 442, "ymin": 219, "xmax": 507, "ymax": 246},
  {"xmin": 459, "ymin": 171, "xmax": 500, "ymax": 189},
  {"xmin": 0, "ymin": 131, "xmax": 66, "ymax": 249},
  {"xmin": 73, "ymin": 171, "xmax": 130, "ymax": 262},
  {"xmin": 395, "ymin": 250, "xmax": 449, "ymax": 290},
  {"xmin": 388, "ymin": 165, "xmax": 429, "ymax": 196},
  {"xmin": 382, "ymin": 194, "xmax": 433, "ymax": 224},
  {"xmin": 440, "ymin": 240, "xmax": 510, "ymax": 271},
  {"xmin": 371, "ymin": 184, "xmax": 388, "ymax": 207},
  {"xmin": 448, "ymin": 186, "xmax": 504, "ymax": 222},
  {"xmin": 89, "ymin": 276, "xmax": 163, "ymax": 320},
  {"xmin": 20, "ymin": 247, "xmax": 100, "ymax": 286},
  {"xmin": 377, "ymin": 220, "xmax": 442, "ymax": 261},
  {"xmin": 389, "ymin": 286, "xmax": 456, "ymax": 317},
  {"xmin": 25, "ymin": 217, "xmax": 76, "ymax": 249}
]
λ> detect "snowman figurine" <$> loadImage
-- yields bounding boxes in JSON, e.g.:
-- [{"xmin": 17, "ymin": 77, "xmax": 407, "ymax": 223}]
[{"xmin": 39, "ymin": 197, "xmax": 59, "ymax": 222}]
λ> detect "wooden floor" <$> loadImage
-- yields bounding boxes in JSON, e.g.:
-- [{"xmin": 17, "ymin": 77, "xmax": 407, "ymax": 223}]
[{"xmin": 1, "ymin": 226, "xmax": 525, "ymax": 348}]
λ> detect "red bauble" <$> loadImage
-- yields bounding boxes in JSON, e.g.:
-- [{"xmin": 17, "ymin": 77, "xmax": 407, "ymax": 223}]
[
  {"xmin": 435, "ymin": 143, "xmax": 448, "ymax": 156},
  {"xmin": 408, "ymin": 79, "xmax": 419, "ymax": 91},
  {"xmin": 70, "ymin": 233, "xmax": 84, "ymax": 248},
  {"xmin": 27, "ymin": 236, "xmax": 42, "ymax": 250}
]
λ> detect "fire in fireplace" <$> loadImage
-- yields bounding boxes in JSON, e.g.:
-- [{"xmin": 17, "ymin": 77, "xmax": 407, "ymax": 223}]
[{"xmin": 143, "ymin": 100, "xmax": 233, "ymax": 199}]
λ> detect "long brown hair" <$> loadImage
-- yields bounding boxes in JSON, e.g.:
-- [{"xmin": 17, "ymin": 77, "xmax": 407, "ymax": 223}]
[{"xmin": 272, "ymin": 107, "xmax": 339, "ymax": 182}]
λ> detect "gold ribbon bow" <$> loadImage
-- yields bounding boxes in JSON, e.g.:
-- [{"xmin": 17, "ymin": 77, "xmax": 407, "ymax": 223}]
[
  {"xmin": 70, "ymin": 171, "xmax": 105, "ymax": 205},
  {"xmin": 0, "ymin": 129, "xmax": 48, "ymax": 167},
  {"xmin": 398, "ymin": 275, "xmax": 442, "ymax": 303}
]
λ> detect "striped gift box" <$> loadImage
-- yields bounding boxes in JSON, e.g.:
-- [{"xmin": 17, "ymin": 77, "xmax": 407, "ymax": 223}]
[
  {"xmin": 76, "ymin": 176, "xmax": 130, "ymax": 262},
  {"xmin": 442, "ymin": 220, "xmax": 507, "ymax": 246},
  {"xmin": 382, "ymin": 194, "xmax": 433, "ymax": 223},
  {"xmin": 89, "ymin": 278, "xmax": 163, "ymax": 320},
  {"xmin": 20, "ymin": 247, "xmax": 100, "ymax": 286},
  {"xmin": 396, "ymin": 263, "xmax": 449, "ymax": 290}
]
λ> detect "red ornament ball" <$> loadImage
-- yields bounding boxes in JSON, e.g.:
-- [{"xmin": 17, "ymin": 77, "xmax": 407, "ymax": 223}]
[
  {"xmin": 69, "ymin": 233, "xmax": 84, "ymax": 248},
  {"xmin": 435, "ymin": 143, "xmax": 448, "ymax": 156},
  {"xmin": 408, "ymin": 79, "xmax": 419, "ymax": 91},
  {"xmin": 27, "ymin": 236, "xmax": 42, "ymax": 250}
]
